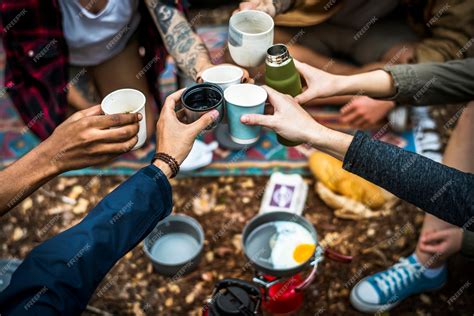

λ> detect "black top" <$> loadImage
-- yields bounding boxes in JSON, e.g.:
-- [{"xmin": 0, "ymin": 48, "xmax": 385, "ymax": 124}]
[{"xmin": 343, "ymin": 131, "xmax": 474, "ymax": 231}]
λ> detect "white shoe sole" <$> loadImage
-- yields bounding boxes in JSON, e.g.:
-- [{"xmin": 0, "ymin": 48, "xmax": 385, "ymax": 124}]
[
  {"xmin": 349, "ymin": 278, "xmax": 447, "ymax": 314},
  {"xmin": 349, "ymin": 281, "xmax": 399, "ymax": 314}
]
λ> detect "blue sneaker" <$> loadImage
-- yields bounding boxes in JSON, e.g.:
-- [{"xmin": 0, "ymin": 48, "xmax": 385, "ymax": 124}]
[{"xmin": 350, "ymin": 255, "xmax": 447, "ymax": 313}]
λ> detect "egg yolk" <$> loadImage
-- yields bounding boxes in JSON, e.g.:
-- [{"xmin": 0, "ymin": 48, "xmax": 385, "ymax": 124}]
[{"xmin": 293, "ymin": 243, "xmax": 316, "ymax": 263}]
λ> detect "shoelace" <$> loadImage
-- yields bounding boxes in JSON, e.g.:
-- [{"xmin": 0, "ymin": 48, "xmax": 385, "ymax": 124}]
[{"xmin": 374, "ymin": 257, "xmax": 423, "ymax": 297}]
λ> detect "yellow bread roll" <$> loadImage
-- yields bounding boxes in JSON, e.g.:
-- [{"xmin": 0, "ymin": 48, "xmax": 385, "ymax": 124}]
[{"xmin": 309, "ymin": 151, "xmax": 386, "ymax": 208}]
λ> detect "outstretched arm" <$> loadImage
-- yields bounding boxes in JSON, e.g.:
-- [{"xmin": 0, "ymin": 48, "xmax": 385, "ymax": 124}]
[
  {"xmin": 0, "ymin": 90, "xmax": 218, "ymax": 314},
  {"xmin": 145, "ymin": 0, "xmax": 213, "ymax": 80},
  {"xmin": 0, "ymin": 164, "xmax": 173, "ymax": 315},
  {"xmin": 0, "ymin": 106, "xmax": 140, "ymax": 216},
  {"xmin": 0, "ymin": 140, "xmax": 59, "ymax": 215},
  {"xmin": 295, "ymin": 59, "xmax": 474, "ymax": 105},
  {"xmin": 241, "ymin": 86, "xmax": 474, "ymax": 229}
]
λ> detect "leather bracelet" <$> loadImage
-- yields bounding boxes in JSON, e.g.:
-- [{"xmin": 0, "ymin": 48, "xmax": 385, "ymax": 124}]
[
  {"xmin": 151, "ymin": 153, "xmax": 180, "ymax": 178},
  {"xmin": 154, "ymin": 153, "xmax": 179, "ymax": 176},
  {"xmin": 152, "ymin": 153, "xmax": 179, "ymax": 178}
]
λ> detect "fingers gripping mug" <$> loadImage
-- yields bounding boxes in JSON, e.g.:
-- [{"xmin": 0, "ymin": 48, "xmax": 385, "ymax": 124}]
[{"xmin": 101, "ymin": 88, "xmax": 147, "ymax": 150}]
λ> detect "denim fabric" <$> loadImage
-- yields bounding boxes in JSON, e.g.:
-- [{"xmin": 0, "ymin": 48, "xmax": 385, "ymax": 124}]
[{"xmin": 0, "ymin": 165, "xmax": 172, "ymax": 315}]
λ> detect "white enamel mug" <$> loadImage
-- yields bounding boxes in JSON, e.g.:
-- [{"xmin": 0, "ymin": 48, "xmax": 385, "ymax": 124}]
[{"xmin": 228, "ymin": 10, "xmax": 274, "ymax": 68}]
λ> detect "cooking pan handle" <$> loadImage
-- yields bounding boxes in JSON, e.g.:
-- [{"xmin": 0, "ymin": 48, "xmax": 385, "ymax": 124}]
[
  {"xmin": 295, "ymin": 246, "xmax": 324, "ymax": 291},
  {"xmin": 295, "ymin": 246, "xmax": 352, "ymax": 291},
  {"xmin": 324, "ymin": 247, "xmax": 353, "ymax": 263}
]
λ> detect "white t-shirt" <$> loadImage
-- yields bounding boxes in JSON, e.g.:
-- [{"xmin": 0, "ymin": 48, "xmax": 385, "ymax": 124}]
[{"xmin": 59, "ymin": 0, "xmax": 141, "ymax": 66}]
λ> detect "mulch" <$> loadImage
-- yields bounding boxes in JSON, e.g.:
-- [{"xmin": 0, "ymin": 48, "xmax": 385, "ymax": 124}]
[{"xmin": 2, "ymin": 173, "xmax": 473, "ymax": 315}]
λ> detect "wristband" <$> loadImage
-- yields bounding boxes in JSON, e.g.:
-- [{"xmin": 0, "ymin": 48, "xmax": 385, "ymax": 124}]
[{"xmin": 151, "ymin": 153, "xmax": 180, "ymax": 178}]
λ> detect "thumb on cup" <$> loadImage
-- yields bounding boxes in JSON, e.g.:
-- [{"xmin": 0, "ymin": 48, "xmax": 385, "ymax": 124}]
[{"xmin": 190, "ymin": 110, "xmax": 219, "ymax": 136}]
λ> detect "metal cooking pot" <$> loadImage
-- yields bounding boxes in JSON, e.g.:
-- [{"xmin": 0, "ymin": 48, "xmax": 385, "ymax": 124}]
[
  {"xmin": 242, "ymin": 211, "xmax": 352, "ymax": 291},
  {"xmin": 143, "ymin": 215, "xmax": 204, "ymax": 277}
]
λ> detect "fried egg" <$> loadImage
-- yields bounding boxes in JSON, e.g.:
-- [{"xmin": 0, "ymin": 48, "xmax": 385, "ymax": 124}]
[{"xmin": 270, "ymin": 221, "xmax": 316, "ymax": 270}]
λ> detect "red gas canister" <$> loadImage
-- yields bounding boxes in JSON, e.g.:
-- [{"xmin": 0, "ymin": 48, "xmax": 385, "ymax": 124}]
[{"xmin": 260, "ymin": 274, "xmax": 305, "ymax": 315}]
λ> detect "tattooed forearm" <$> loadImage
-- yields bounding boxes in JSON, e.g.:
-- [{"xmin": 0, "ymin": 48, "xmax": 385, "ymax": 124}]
[
  {"xmin": 155, "ymin": 3, "xmax": 174, "ymax": 31},
  {"xmin": 146, "ymin": 1, "xmax": 212, "ymax": 79},
  {"xmin": 273, "ymin": 0, "xmax": 295, "ymax": 14},
  {"xmin": 173, "ymin": 21, "xmax": 196, "ymax": 53}
]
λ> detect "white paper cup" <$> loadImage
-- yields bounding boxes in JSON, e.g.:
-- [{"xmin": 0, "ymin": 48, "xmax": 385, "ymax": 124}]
[
  {"xmin": 101, "ymin": 88, "xmax": 146, "ymax": 150},
  {"xmin": 201, "ymin": 65, "xmax": 244, "ymax": 91},
  {"xmin": 228, "ymin": 10, "xmax": 274, "ymax": 68}
]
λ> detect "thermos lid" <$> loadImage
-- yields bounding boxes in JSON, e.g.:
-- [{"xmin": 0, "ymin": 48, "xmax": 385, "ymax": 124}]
[{"xmin": 266, "ymin": 44, "xmax": 290, "ymax": 65}]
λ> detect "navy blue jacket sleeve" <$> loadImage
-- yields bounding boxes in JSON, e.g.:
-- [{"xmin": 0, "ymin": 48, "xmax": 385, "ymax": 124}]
[
  {"xmin": 343, "ymin": 131, "xmax": 474, "ymax": 230},
  {"xmin": 0, "ymin": 165, "xmax": 172, "ymax": 315}
]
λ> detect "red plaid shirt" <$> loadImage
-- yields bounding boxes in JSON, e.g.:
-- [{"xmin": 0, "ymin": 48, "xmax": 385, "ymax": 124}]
[{"xmin": 1, "ymin": 0, "xmax": 184, "ymax": 140}]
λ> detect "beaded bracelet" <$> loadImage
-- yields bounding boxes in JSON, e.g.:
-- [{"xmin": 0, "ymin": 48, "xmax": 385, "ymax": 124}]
[{"xmin": 151, "ymin": 152, "xmax": 180, "ymax": 178}]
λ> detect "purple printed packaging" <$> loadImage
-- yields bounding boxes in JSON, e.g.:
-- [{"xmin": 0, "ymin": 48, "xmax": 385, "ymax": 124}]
[{"xmin": 259, "ymin": 173, "xmax": 308, "ymax": 215}]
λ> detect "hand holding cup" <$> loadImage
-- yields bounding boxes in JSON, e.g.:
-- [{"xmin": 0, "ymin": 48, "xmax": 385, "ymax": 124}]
[
  {"xmin": 45, "ymin": 105, "xmax": 140, "ymax": 172},
  {"xmin": 156, "ymin": 89, "xmax": 219, "ymax": 166},
  {"xmin": 241, "ymin": 85, "xmax": 328, "ymax": 144}
]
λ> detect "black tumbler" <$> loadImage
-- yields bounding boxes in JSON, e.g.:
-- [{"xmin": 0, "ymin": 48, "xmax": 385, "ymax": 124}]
[{"xmin": 181, "ymin": 83, "xmax": 224, "ymax": 131}]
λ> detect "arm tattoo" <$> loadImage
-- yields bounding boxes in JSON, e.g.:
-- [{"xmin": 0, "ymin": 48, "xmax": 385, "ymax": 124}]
[
  {"xmin": 146, "ymin": 1, "xmax": 211, "ymax": 79},
  {"xmin": 173, "ymin": 21, "xmax": 196, "ymax": 53},
  {"xmin": 273, "ymin": 0, "xmax": 294, "ymax": 14},
  {"xmin": 155, "ymin": 4, "xmax": 174, "ymax": 31}
]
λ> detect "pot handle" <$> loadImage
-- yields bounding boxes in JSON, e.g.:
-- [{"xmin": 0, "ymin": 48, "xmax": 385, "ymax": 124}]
[
  {"xmin": 294, "ymin": 246, "xmax": 353, "ymax": 291},
  {"xmin": 324, "ymin": 247, "xmax": 353, "ymax": 263},
  {"xmin": 295, "ymin": 246, "xmax": 324, "ymax": 291}
]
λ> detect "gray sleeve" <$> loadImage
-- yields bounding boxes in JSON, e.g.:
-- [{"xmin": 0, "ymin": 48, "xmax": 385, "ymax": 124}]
[
  {"xmin": 461, "ymin": 230, "xmax": 474, "ymax": 260},
  {"xmin": 342, "ymin": 131, "xmax": 474, "ymax": 230},
  {"xmin": 384, "ymin": 59, "xmax": 474, "ymax": 105}
]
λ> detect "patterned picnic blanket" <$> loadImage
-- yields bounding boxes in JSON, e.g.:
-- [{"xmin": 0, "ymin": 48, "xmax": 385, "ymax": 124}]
[{"xmin": 0, "ymin": 26, "xmax": 416, "ymax": 177}]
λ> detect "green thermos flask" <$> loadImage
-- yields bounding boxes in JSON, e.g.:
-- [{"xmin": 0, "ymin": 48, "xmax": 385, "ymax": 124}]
[{"xmin": 265, "ymin": 44, "xmax": 303, "ymax": 146}]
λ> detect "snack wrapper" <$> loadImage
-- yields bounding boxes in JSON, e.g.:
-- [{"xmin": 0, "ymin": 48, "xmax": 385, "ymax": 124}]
[{"xmin": 259, "ymin": 173, "xmax": 308, "ymax": 215}]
